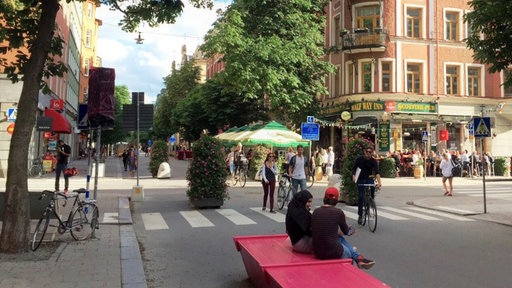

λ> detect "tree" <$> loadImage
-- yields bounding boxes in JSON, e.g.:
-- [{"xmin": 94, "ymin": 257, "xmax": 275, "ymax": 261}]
[
  {"xmin": 101, "ymin": 85, "xmax": 131, "ymax": 145},
  {"xmin": 200, "ymin": 0, "xmax": 334, "ymax": 124},
  {"xmin": 465, "ymin": 0, "xmax": 512, "ymax": 88},
  {"xmin": 0, "ymin": 0, "xmax": 213, "ymax": 253}
]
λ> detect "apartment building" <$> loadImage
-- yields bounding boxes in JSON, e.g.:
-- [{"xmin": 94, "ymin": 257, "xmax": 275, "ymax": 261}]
[{"xmin": 321, "ymin": 0, "xmax": 512, "ymax": 157}]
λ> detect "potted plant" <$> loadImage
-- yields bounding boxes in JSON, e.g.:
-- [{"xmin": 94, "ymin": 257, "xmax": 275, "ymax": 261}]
[
  {"xmin": 413, "ymin": 156, "xmax": 424, "ymax": 179},
  {"xmin": 149, "ymin": 140, "xmax": 170, "ymax": 177},
  {"xmin": 341, "ymin": 137, "xmax": 373, "ymax": 205},
  {"xmin": 379, "ymin": 157, "xmax": 396, "ymax": 178},
  {"xmin": 186, "ymin": 135, "xmax": 229, "ymax": 208}
]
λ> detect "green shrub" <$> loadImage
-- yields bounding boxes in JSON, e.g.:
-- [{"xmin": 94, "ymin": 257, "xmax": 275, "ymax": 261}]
[
  {"xmin": 249, "ymin": 145, "xmax": 269, "ymax": 180},
  {"xmin": 493, "ymin": 157, "xmax": 507, "ymax": 176},
  {"xmin": 379, "ymin": 157, "xmax": 396, "ymax": 178},
  {"xmin": 341, "ymin": 137, "xmax": 373, "ymax": 205},
  {"xmin": 149, "ymin": 140, "xmax": 169, "ymax": 177},
  {"xmin": 186, "ymin": 135, "xmax": 229, "ymax": 201}
]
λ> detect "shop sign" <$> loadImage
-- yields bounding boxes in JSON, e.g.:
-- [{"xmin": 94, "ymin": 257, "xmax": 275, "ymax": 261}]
[
  {"xmin": 378, "ymin": 122, "xmax": 390, "ymax": 152},
  {"xmin": 394, "ymin": 102, "xmax": 437, "ymax": 113},
  {"xmin": 350, "ymin": 101, "xmax": 385, "ymax": 112},
  {"xmin": 440, "ymin": 130, "xmax": 449, "ymax": 141},
  {"xmin": 50, "ymin": 99, "xmax": 64, "ymax": 111}
]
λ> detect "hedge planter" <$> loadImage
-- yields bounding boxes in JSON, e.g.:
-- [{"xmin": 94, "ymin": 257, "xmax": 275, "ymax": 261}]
[{"xmin": 190, "ymin": 198, "xmax": 224, "ymax": 209}]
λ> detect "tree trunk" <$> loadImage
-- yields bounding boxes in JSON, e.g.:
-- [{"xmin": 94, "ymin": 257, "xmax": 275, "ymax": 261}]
[{"xmin": 0, "ymin": 0, "xmax": 59, "ymax": 253}]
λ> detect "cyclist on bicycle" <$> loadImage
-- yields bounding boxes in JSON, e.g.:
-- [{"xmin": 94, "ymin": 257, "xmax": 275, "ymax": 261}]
[{"xmin": 352, "ymin": 146, "xmax": 382, "ymax": 225}]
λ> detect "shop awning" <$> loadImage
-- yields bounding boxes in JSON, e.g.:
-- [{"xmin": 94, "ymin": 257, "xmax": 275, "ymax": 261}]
[{"xmin": 44, "ymin": 108, "xmax": 72, "ymax": 134}]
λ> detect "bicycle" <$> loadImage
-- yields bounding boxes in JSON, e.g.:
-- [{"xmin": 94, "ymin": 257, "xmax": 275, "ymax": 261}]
[
  {"xmin": 29, "ymin": 157, "xmax": 43, "ymax": 178},
  {"xmin": 358, "ymin": 183, "xmax": 378, "ymax": 233},
  {"xmin": 31, "ymin": 188, "xmax": 99, "ymax": 251},
  {"xmin": 231, "ymin": 162, "xmax": 248, "ymax": 187},
  {"xmin": 306, "ymin": 167, "xmax": 315, "ymax": 189},
  {"xmin": 276, "ymin": 173, "xmax": 296, "ymax": 210}
]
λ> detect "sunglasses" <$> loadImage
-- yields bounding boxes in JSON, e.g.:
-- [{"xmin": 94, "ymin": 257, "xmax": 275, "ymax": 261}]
[{"xmin": 365, "ymin": 150, "xmax": 373, "ymax": 154}]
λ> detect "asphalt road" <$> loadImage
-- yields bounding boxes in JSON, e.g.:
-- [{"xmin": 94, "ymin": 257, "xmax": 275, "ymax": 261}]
[{"xmin": 131, "ymin": 160, "xmax": 512, "ymax": 288}]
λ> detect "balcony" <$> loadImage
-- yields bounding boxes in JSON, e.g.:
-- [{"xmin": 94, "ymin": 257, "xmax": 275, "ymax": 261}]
[{"xmin": 341, "ymin": 28, "xmax": 388, "ymax": 53}]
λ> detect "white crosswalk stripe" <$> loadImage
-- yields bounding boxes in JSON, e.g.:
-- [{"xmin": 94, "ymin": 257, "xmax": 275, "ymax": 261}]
[
  {"xmin": 216, "ymin": 209, "xmax": 257, "ymax": 225},
  {"xmin": 380, "ymin": 206, "xmax": 441, "ymax": 220},
  {"xmin": 141, "ymin": 213, "xmax": 170, "ymax": 230},
  {"xmin": 250, "ymin": 207, "xmax": 285, "ymax": 222},
  {"xmin": 343, "ymin": 206, "xmax": 408, "ymax": 220},
  {"xmin": 179, "ymin": 211, "xmax": 214, "ymax": 228},
  {"xmin": 407, "ymin": 207, "xmax": 475, "ymax": 221}
]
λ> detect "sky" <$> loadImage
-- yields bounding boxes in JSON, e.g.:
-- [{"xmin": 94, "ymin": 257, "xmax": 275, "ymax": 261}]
[{"xmin": 96, "ymin": 1, "xmax": 231, "ymax": 104}]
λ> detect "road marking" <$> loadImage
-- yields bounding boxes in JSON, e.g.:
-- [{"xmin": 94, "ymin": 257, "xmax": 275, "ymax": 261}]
[
  {"xmin": 380, "ymin": 206, "xmax": 440, "ymax": 220},
  {"xmin": 179, "ymin": 211, "xmax": 215, "ymax": 228},
  {"xmin": 434, "ymin": 206, "xmax": 476, "ymax": 214},
  {"xmin": 343, "ymin": 206, "xmax": 408, "ymax": 220},
  {"xmin": 250, "ymin": 207, "xmax": 285, "ymax": 223},
  {"xmin": 216, "ymin": 209, "xmax": 256, "ymax": 225},
  {"xmin": 103, "ymin": 212, "xmax": 119, "ymax": 223},
  {"xmin": 142, "ymin": 213, "xmax": 170, "ymax": 230},
  {"xmin": 407, "ymin": 207, "xmax": 475, "ymax": 221}
]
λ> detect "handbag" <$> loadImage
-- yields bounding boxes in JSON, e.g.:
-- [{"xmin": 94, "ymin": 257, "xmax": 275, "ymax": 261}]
[{"xmin": 451, "ymin": 160, "xmax": 461, "ymax": 177}]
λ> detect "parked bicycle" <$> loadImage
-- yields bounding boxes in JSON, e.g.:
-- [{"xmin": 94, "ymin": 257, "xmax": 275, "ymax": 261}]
[
  {"xmin": 277, "ymin": 173, "xmax": 296, "ymax": 210},
  {"xmin": 31, "ymin": 188, "xmax": 99, "ymax": 251},
  {"xmin": 358, "ymin": 183, "xmax": 378, "ymax": 233},
  {"xmin": 29, "ymin": 157, "xmax": 43, "ymax": 178}
]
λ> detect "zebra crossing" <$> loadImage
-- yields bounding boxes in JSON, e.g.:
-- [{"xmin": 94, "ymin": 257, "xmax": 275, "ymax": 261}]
[
  {"xmin": 456, "ymin": 186, "xmax": 512, "ymax": 200},
  {"xmin": 130, "ymin": 204, "xmax": 476, "ymax": 231}
]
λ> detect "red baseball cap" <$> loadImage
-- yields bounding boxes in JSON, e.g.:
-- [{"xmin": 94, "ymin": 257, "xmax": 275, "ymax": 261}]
[{"xmin": 324, "ymin": 187, "xmax": 339, "ymax": 200}]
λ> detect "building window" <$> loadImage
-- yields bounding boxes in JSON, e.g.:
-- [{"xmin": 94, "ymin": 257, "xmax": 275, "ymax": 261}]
[
  {"xmin": 334, "ymin": 15, "xmax": 341, "ymax": 47},
  {"xmin": 87, "ymin": 3, "xmax": 93, "ymax": 19},
  {"xmin": 83, "ymin": 87, "xmax": 88, "ymax": 102},
  {"xmin": 467, "ymin": 67, "xmax": 480, "ymax": 97},
  {"xmin": 355, "ymin": 5, "xmax": 380, "ymax": 31},
  {"xmin": 406, "ymin": 63, "xmax": 422, "ymax": 93},
  {"xmin": 445, "ymin": 11, "xmax": 459, "ymax": 41},
  {"xmin": 84, "ymin": 58, "xmax": 90, "ymax": 76},
  {"xmin": 505, "ymin": 68, "xmax": 512, "ymax": 97},
  {"xmin": 381, "ymin": 61, "xmax": 392, "ymax": 92},
  {"xmin": 446, "ymin": 65, "xmax": 459, "ymax": 95},
  {"xmin": 406, "ymin": 7, "xmax": 421, "ymax": 38},
  {"xmin": 333, "ymin": 66, "xmax": 341, "ymax": 97},
  {"xmin": 347, "ymin": 63, "xmax": 354, "ymax": 94},
  {"xmin": 85, "ymin": 29, "xmax": 92, "ymax": 47},
  {"xmin": 362, "ymin": 61, "xmax": 372, "ymax": 92}
]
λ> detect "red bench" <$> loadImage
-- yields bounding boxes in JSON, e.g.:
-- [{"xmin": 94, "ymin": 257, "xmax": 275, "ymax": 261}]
[{"xmin": 233, "ymin": 234, "xmax": 390, "ymax": 288}]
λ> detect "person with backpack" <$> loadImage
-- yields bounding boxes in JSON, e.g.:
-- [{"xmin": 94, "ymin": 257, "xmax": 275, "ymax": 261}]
[{"xmin": 288, "ymin": 144, "xmax": 309, "ymax": 195}]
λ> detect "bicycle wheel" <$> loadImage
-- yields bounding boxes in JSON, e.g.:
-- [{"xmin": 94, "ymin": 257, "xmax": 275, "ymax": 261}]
[
  {"xmin": 29, "ymin": 165, "xmax": 42, "ymax": 178},
  {"xmin": 367, "ymin": 198, "xmax": 377, "ymax": 233},
  {"xmin": 361, "ymin": 188, "xmax": 369, "ymax": 226},
  {"xmin": 277, "ymin": 185, "xmax": 287, "ymax": 210},
  {"xmin": 31, "ymin": 211, "xmax": 50, "ymax": 251},
  {"xmin": 70, "ymin": 203, "xmax": 97, "ymax": 240},
  {"xmin": 306, "ymin": 173, "xmax": 315, "ymax": 189},
  {"xmin": 239, "ymin": 169, "xmax": 247, "ymax": 187}
]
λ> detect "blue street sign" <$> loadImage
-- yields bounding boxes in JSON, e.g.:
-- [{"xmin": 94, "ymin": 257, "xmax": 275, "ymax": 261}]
[
  {"xmin": 147, "ymin": 139, "xmax": 153, "ymax": 146},
  {"xmin": 301, "ymin": 123, "xmax": 320, "ymax": 141},
  {"xmin": 421, "ymin": 131, "xmax": 428, "ymax": 142},
  {"xmin": 468, "ymin": 123, "xmax": 474, "ymax": 136},
  {"xmin": 169, "ymin": 135, "xmax": 176, "ymax": 143},
  {"xmin": 473, "ymin": 117, "xmax": 491, "ymax": 138},
  {"xmin": 77, "ymin": 104, "xmax": 89, "ymax": 130},
  {"xmin": 7, "ymin": 108, "xmax": 17, "ymax": 122},
  {"xmin": 306, "ymin": 116, "xmax": 315, "ymax": 123}
]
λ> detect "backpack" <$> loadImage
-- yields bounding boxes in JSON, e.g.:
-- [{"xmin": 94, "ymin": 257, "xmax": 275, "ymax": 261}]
[{"xmin": 289, "ymin": 155, "xmax": 309, "ymax": 173}]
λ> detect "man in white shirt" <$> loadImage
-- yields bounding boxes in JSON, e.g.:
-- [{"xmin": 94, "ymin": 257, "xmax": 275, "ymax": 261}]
[
  {"xmin": 288, "ymin": 145, "xmax": 309, "ymax": 194},
  {"xmin": 326, "ymin": 146, "xmax": 335, "ymax": 177}
]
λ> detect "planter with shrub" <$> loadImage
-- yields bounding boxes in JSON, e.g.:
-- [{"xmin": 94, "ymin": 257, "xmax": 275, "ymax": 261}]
[
  {"xmin": 149, "ymin": 140, "xmax": 170, "ymax": 178},
  {"xmin": 493, "ymin": 157, "xmax": 507, "ymax": 176},
  {"xmin": 379, "ymin": 157, "xmax": 396, "ymax": 178},
  {"xmin": 186, "ymin": 135, "xmax": 229, "ymax": 208}
]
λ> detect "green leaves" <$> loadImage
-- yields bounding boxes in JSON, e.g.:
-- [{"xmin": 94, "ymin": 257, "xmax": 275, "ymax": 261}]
[{"xmin": 465, "ymin": 0, "xmax": 512, "ymax": 88}]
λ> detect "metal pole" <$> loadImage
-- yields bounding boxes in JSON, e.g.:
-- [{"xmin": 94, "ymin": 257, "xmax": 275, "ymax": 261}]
[
  {"xmin": 94, "ymin": 126, "xmax": 101, "ymax": 200},
  {"xmin": 480, "ymin": 105, "xmax": 487, "ymax": 213},
  {"xmin": 137, "ymin": 92, "xmax": 140, "ymax": 187}
]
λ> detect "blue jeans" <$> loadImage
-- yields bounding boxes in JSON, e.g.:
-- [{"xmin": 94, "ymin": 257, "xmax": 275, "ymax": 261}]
[
  {"xmin": 339, "ymin": 236, "xmax": 360, "ymax": 261},
  {"xmin": 357, "ymin": 178, "xmax": 375, "ymax": 217},
  {"xmin": 291, "ymin": 178, "xmax": 307, "ymax": 195}
]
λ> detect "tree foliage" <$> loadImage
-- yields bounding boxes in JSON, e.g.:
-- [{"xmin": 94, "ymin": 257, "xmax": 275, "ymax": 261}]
[
  {"xmin": 0, "ymin": 0, "xmax": 213, "ymax": 254},
  {"xmin": 200, "ymin": 0, "xmax": 333, "ymax": 124},
  {"xmin": 465, "ymin": 0, "xmax": 512, "ymax": 88}
]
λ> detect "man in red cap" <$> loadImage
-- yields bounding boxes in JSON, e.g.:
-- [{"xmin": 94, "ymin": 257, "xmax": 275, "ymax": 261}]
[{"xmin": 311, "ymin": 187, "xmax": 375, "ymax": 269}]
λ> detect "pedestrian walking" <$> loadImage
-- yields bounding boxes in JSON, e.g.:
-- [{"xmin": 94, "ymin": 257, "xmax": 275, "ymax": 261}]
[
  {"xmin": 287, "ymin": 145, "xmax": 310, "ymax": 194},
  {"xmin": 122, "ymin": 149, "xmax": 129, "ymax": 171},
  {"xmin": 261, "ymin": 153, "xmax": 278, "ymax": 213},
  {"xmin": 128, "ymin": 148, "xmax": 137, "ymax": 177},
  {"xmin": 439, "ymin": 152, "xmax": 454, "ymax": 196},
  {"xmin": 55, "ymin": 139, "xmax": 71, "ymax": 193}
]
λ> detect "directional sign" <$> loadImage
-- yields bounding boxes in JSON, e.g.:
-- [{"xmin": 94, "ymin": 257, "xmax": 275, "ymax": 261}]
[
  {"xmin": 473, "ymin": 117, "xmax": 491, "ymax": 138},
  {"xmin": 306, "ymin": 116, "xmax": 315, "ymax": 123},
  {"xmin": 301, "ymin": 123, "xmax": 320, "ymax": 141},
  {"xmin": 421, "ymin": 131, "xmax": 428, "ymax": 142},
  {"xmin": 468, "ymin": 122, "xmax": 474, "ymax": 136},
  {"xmin": 7, "ymin": 108, "xmax": 17, "ymax": 122},
  {"xmin": 169, "ymin": 135, "xmax": 176, "ymax": 144},
  {"xmin": 77, "ymin": 104, "xmax": 89, "ymax": 130}
]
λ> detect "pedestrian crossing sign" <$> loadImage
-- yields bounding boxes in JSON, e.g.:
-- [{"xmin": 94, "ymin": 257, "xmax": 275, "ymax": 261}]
[{"xmin": 473, "ymin": 117, "xmax": 491, "ymax": 138}]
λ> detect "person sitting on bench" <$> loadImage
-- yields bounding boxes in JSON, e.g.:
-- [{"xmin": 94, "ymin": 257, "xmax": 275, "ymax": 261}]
[{"xmin": 285, "ymin": 190, "xmax": 314, "ymax": 254}]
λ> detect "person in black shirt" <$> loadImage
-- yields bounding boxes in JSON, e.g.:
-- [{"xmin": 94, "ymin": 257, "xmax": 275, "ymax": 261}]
[
  {"xmin": 55, "ymin": 140, "xmax": 71, "ymax": 193},
  {"xmin": 285, "ymin": 190, "xmax": 313, "ymax": 253},
  {"xmin": 352, "ymin": 146, "xmax": 382, "ymax": 225}
]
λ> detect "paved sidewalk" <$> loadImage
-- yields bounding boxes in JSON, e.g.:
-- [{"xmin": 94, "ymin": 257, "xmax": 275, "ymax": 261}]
[{"xmin": 1, "ymin": 156, "xmax": 511, "ymax": 288}]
